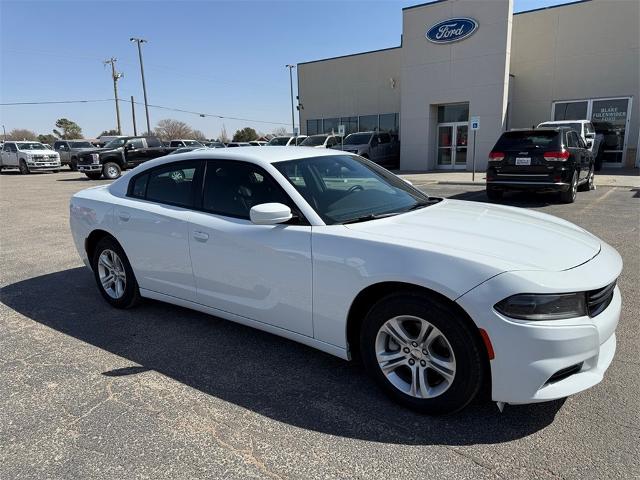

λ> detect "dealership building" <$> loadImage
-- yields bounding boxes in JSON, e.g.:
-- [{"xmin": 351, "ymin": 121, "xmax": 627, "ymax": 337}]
[{"xmin": 297, "ymin": 0, "xmax": 639, "ymax": 171}]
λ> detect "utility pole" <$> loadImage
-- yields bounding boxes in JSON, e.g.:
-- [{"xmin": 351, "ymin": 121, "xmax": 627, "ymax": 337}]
[
  {"xmin": 130, "ymin": 96, "xmax": 137, "ymax": 136},
  {"xmin": 104, "ymin": 57, "xmax": 123, "ymax": 135},
  {"xmin": 285, "ymin": 65, "xmax": 296, "ymax": 135},
  {"xmin": 2, "ymin": 125, "xmax": 6, "ymax": 141},
  {"xmin": 130, "ymin": 37, "xmax": 151, "ymax": 134}
]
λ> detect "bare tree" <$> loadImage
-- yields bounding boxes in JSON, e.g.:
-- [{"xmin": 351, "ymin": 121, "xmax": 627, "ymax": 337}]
[
  {"xmin": 219, "ymin": 124, "xmax": 230, "ymax": 143},
  {"xmin": 272, "ymin": 127, "xmax": 287, "ymax": 136},
  {"xmin": 6, "ymin": 129, "xmax": 38, "ymax": 141},
  {"xmin": 154, "ymin": 119, "xmax": 194, "ymax": 140},
  {"xmin": 191, "ymin": 129, "xmax": 207, "ymax": 141}
]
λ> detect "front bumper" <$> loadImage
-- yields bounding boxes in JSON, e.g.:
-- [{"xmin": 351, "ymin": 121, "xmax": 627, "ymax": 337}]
[
  {"xmin": 77, "ymin": 164, "xmax": 102, "ymax": 172},
  {"xmin": 457, "ymin": 241, "xmax": 622, "ymax": 404},
  {"xmin": 27, "ymin": 162, "xmax": 61, "ymax": 171}
]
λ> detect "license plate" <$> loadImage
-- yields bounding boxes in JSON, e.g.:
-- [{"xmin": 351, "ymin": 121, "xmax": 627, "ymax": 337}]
[{"xmin": 515, "ymin": 157, "xmax": 531, "ymax": 166}]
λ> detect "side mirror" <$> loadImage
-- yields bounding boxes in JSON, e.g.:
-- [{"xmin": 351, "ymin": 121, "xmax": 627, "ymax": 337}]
[
  {"xmin": 585, "ymin": 132, "xmax": 595, "ymax": 139},
  {"xmin": 250, "ymin": 203, "xmax": 292, "ymax": 225}
]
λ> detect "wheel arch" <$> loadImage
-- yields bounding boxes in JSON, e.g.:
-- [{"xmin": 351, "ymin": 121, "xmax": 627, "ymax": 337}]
[
  {"xmin": 85, "ymin": 229, "xmax": 121, "ymax": 268},
  {"xmin": 346, "ymin": 281, "xmax": 492, "ymax": 387}
]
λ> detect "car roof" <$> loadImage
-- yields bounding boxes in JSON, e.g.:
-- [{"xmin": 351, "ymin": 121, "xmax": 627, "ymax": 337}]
[{"xmin": 539, "ymin": 120, "xmax": 588, "ymax": 124}]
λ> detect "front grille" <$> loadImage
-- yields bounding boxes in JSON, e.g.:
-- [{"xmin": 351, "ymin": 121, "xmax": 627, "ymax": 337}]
[
  {"xmin": 545, "ymin": 362, "xmax": 584, "ymax": 385},
  {"xmin": 587, "ymin": 281, "xmax": 616, "ymax": 317},
  {"xmin": 78, "ymin": 155, "xmax": 93, "ymax": 165}
]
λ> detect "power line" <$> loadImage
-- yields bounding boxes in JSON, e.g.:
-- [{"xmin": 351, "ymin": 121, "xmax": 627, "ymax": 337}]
[{"xmin": 0, "ymin": 98, "xmax": 290, "ymax": 126}]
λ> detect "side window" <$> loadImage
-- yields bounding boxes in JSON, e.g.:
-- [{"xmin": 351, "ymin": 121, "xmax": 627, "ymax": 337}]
[
  {"xmin": 169, "ymin": 141, "xmax": 180, "ymax": 147},
  {"xmin": 379, "ymin": 133, "xmax": 391, "ymax": 144},
  {"xmin": 9, "ymin": 143, "xmax": 17, "ymax": 152},
  {"xmin": 3, "ymin": 143, "xmax": 10, "ymax": 152},
  {"xmin": 577, "ymin": 136, "xmax": 586, "ymax": 149},
  {"xmin": 146, "ymin": 137, "xmax": 161, "ymax": 148},
  {"xmin": 54, "ymin": 142, "xmax": 62, "ymax": 150},
  {"xmin": 129, "ymin": 138, "xmax": 145, "ymax": 149},
  {"xmin": 566, "ymin": 132, "xmax": 577, "ymax": 148},
  {"xmin": 202, "ymin": 161, "xmax": 292, "ymax": 219},
  {"xmin": 140, "ymin": 161, "xmax": 199, "ymax": 207}
]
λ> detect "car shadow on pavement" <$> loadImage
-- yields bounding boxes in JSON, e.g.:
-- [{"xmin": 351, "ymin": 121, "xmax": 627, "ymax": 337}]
[
  {"xmin": 449, "ymin": 190, "xmax": 567, "ymax": 208},
  {"xmin": 1, "ymin": 267, "xmax": 565, "ymax": 446}
]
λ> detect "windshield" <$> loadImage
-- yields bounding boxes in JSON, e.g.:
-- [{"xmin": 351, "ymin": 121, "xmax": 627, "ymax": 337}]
[
  {"xmin": 104, "ymin": 138, "xmax": 127, "ymax": 149},
  {"xmin": 183, "ymin": 140, "xmax": 203, "ymax": 147},
  {"xmin": 17, "ymin": 142, "xmax": 46, "ymax": 150},
  {"xmin": 300, "ymin": 135, "xmax": 327, "ymax": 147},
  {"xmin": 274, "ymin": 155, "xmax": 431, "ymax": 225},
  {"xmin": 267, "ymin": 136, "xmax": 290, "ymax": 146},
  {"xmin": 69, "ymin": 141, "xmax": 93, "ymax": 148},
  {"xmin": 539, "ymin": 122, "xmax": 582, "ymax": 135},
  {"xmin": 343, "ymin": 133, "xmax": 372, "ymax": 145}
]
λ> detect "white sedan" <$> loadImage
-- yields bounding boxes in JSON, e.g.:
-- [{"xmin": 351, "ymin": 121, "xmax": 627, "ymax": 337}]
[{"xmin": 70, "ymin": 147, "xmax": 622, "ymax": 414}]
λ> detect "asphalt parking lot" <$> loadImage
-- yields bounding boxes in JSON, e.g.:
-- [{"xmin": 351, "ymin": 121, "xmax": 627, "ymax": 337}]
[{"xmin": 1, "ymin": 170, "xmax": 639, "ymax": 479}]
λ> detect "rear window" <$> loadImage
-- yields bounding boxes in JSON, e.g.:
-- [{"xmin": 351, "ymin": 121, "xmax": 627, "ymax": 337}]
[{"xmin": 494, "ymin": 131, "xmax": 559, "ymax": 150}]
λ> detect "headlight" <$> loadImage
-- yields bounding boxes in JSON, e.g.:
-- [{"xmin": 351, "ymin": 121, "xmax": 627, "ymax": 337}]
[
  {"xmin": 494, "ymin": 293, "xmax": 587, "ymax": 320},
  {"xmin": 91, "ymin": 153, "xmax": 100, "ymax": 164}
]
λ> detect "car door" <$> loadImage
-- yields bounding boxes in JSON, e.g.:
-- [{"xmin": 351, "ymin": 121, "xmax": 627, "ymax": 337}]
[
  {"xmin": 4, "ymin": 143, "xmax": 18, "ymax": 166},
  {"xmin": 576, "ymin": 135, "xmax": 592, "ymax": 177},
  {"xmin": 114, "ymin": 160, "xmax": 202, "ymax": 301},
  {"xmin": 187, "ymin": 159, "xmax": 313, "ymax": 336},
  {"xmin": 54, "ymin": 142, "xmax": 68, "ymax": 163},
  {"xmin": 565, "ymin": 131, "xmax": 584, "ymax": 181}
]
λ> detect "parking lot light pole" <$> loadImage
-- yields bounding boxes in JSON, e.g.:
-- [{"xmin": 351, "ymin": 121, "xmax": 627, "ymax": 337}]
[
  {"xmin": 131, "ymin": 96, "xmax": 137, "ymax": 136},
  {"xmin": 285, "ymin": 65, "xmax": 296, "ymax": 135},
  {"xmin": 2, "ymin": 125, "xmax": 6, "ymax": 141},
  {"xmin": 130, "ymin": 37, "xmax": 151, "ymax": 134}
]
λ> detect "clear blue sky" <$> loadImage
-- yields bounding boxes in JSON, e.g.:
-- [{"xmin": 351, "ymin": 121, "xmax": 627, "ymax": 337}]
[{"xmin": 1, "ymin": 0, "xmax": 573, "ymax": 139}]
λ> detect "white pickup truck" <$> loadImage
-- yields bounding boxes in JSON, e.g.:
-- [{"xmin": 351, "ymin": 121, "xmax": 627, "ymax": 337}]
[{"xmin": 0, "ymin": 141, "xmax": 61, "ymax": 174}]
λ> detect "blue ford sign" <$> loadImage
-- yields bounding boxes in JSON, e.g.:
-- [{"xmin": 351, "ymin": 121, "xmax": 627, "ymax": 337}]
[{"xmin": 426, "ymin": 18, "xmax": 478, "ymax": 44}]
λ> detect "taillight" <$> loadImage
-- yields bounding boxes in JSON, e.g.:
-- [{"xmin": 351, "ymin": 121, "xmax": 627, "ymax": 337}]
[
  {"xmin": 544, "ymin": 150, "xmax": 570, "ymax": 161},
  {"xmin": 488, "ymin": 151, "xmax": 505, "ymax": 162}
]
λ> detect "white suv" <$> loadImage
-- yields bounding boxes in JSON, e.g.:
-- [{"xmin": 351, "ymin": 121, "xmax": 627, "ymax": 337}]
[{"xmin": 537, "ymin": 120, "xmax": 603, "ymax": 168}]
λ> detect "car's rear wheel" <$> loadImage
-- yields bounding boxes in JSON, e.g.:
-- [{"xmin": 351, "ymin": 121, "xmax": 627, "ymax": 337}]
[
  {"xmin": 19, "ymin": 160, "xmax": 30, "ymax": 175},
  {"xmin": 560, "ymin": 171, "xmax": 578, "ymax": 203},
  {"xmin": 103, "ymin": 162, "xmax": 122, "ymax": 179},
  {"xmin": 92, "ymin": 236, "xmax": 140, "ymax": 309},
  {"xmin": 360, "ymin": 292, "xmax": 485, "ymax": 415},
  {"xmin": 85, "ymin": 172, "xmax": 102, "ymax": 180},
  {"xmin": 486, "ymin": 187, "xmax": 503, "ymax": 201},
  {"xmin": 69, "ymin": 157, "xmax": 78, "ymax": 171}
]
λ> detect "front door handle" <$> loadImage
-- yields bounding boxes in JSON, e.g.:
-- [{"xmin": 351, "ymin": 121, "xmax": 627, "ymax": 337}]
[
  {"xmin": 193, "ymin": 231, "xmax": 209, "ymax": 242},
  {"xmin": 118, "ymin": 212, "xmax": 130, "ymax": 222}
]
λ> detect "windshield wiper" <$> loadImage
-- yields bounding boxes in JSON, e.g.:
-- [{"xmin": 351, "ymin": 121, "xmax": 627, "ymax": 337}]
[{"xmin": 340, "ymin": 211, "xmax": 401, "ymax": 224}]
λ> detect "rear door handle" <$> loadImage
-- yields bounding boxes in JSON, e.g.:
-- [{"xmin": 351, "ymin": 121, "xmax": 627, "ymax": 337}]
[
  {"xmin": 118, "ymin": 212, "xmax": 130, "ymax": 222},
  {"xmin": 193, "ymin": 231, "xmax": 209, "ymax": 242}
]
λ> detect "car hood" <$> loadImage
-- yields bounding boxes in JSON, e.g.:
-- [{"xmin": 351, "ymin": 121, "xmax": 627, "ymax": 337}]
[
  {"xmin": 70, "ymin": 147, "xmax": 98, "ymax": 152},
  {"xmin": 21, "ymin": 149, "xmax": 58, "ymax": 155},
  {"xmin": 344, "ymin": 199, "xmax": 601, "ymax": 272}
]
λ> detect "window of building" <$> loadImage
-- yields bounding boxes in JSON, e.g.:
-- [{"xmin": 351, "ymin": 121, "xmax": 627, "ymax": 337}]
[
  {"xmin": 306, "ymin": 119, "xmax": 321, "ymax": 135},
  {"xmin": 202, "ymin": 161, "xmax": 292, "ymax": 219},
  {"xmin": 322, "ymin": 118, "xmax": 339, "ymax": 134},
  {"xmin": 437, "ymin": 104, "xmax": 469, "ymax": 123},
  {"xmin": 553, "ymin": 101, "xmax": 588, "ymax": 121},
  {"xmin": 379, "ymin": 113, "xmax": 399, "ymax": 134},
  {"xmin": 143, "ymin": 161, "xmax": 199, "ymax": 207},
  {"xmin": 340, "ymin": 117, "xmax": 358, "ymax": 135},
  {"xmin": 552, "ymin": 97, "xmax": 631, "ymax": 165},
  {"xmin": 358, "ymin": 115, "xmax": 378, "ymax": 132}
]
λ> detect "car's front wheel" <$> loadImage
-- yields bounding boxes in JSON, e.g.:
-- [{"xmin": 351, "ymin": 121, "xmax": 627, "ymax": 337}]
[
  {"xmin": 360, "ymin": 292, "xmax": 485, "ymax": 415},
  {"xmin": 103, "ymin": 162, "xmax": 122, "ymax": 179},
  {"xmin": 19, "ymin": 159, "xmax": 30, "ymax": 175},
  {"xmin": 92, "ymin": 236, "xmax": 140, "ymax": 309}
]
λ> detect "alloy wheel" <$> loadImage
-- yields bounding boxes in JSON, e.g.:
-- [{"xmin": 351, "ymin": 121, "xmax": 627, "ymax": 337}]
[
  {"xmin": 97, "ymin": 249, "xmax": 127, "ymax": 299},
  {"xmin": 106, "ymin": 165, "xmax": 120, "ymax": 179},
  {"xmin": 375, "ymin": 315, "xmax": 456, "ymax": 399}
]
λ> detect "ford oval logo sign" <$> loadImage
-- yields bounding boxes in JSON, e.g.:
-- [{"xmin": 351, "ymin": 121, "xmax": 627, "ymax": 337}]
[{"xmin": 426, "ymin": 18, "xmax": 478, "ymax": 44}]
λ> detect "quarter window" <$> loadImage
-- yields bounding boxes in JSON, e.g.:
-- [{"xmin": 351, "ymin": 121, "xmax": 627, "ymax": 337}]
[
  {"xmin": 132, "ymin": 161, "xmax": 199, "ymax": 207},
  {"xmin": 202, "ymin": 161, "xmax": 292, "ymax": 219}
]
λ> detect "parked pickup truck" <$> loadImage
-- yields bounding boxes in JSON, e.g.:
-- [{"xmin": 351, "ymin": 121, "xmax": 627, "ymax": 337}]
[
  {"xmin": 0, "ymin": 141, "xmax": 61, "ymax": 174},
  {"xmin": 77, "ymin": 136, "xmax": 175, "ymax": 179},
  {"xmin": 54, "ymin": 139, "xmax": 97, "ymax": 171}
]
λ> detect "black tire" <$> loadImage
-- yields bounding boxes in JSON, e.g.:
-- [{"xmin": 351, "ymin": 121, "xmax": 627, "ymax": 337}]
[
  {"xmin": 578, "ymin": 166, "xmax": 595, "ymax": 192},
  {"xmin": 52, "ymin": 170, "xmax": 60, "ymax": 173},
  {"xmin": 486, "ymin": 187, "xmax": 503, "ymax": 201},
  {"xmin": 85, "ymin": 172, "xmax": 103, "ymax": 180},
  {"xmin": 559, "ymin": 171, "xmax": 578, "ymax": 203},
  {"xmin": 69, "ymin": 157, "xmax": 78, "ymax": 171},
  {"xmin": 19, "ymin": 159, "xmax": 30, "ymax": 175},
  {"xmin": 360, "ymin": 292, "xmax": 486, "ymax": 415},
  {"xmin": 91, "ymin": 236, "xmax": 141, "ymax": 309},
  {"xmin": 103, "ymin": 162, "xmax": 122, "ymax": 180}
]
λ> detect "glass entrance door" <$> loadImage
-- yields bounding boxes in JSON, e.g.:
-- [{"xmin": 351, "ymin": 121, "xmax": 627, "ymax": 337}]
[{"xmin": 437, "ymin": 122, "xmax": 468, "ymax": 169}]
